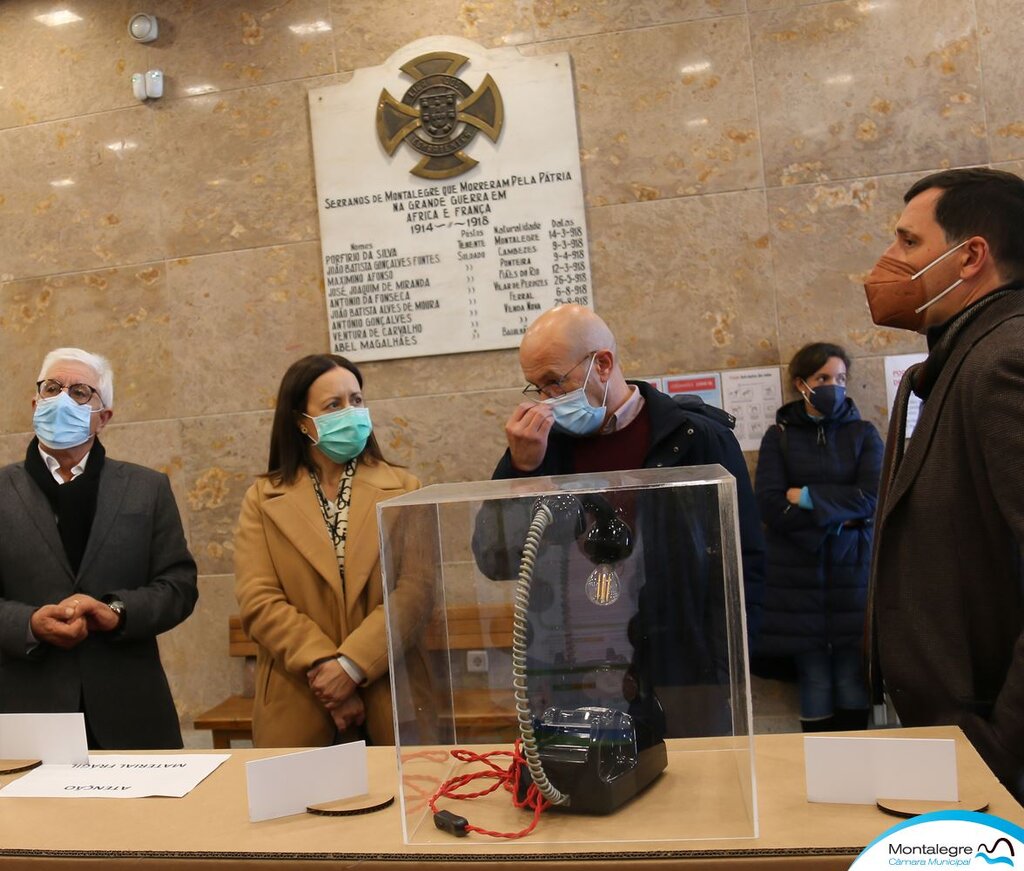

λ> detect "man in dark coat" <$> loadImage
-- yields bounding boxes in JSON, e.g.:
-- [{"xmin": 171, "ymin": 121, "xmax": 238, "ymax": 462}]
[
  {"xmin": 0, "ymin": 348, "xmax": 198, "ymax": 749},
  {"xmin": 863, "ymin": 168, "xmax": 1024, "ymax": 801},
  {"xmin": 474, "ymin": 305, "xmax": 764, "ymax": 739}
]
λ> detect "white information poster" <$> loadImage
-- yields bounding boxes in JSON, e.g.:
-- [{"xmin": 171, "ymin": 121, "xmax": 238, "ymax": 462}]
[
  {"xmin": 309, "ymin": 36, "xmax": 593, "ymax": 361},
  {"xmin": 661, "ymin": 372, "xmax": 724, "ymax": 409},
  {"xmin": 884, "ymin": 352, "xmax": 927, "ymax": 438},
  {"xmin": 721, "ymin": 368, "xmax": 783, "ymax": 451},
  {"xmin": 0, "ymin": 754, "xmax": 229, "ymax": 799}
]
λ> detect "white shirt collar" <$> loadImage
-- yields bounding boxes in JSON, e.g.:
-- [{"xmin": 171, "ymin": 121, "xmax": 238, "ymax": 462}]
[
  {"xmin": 600, "ymin": 384, "xmax": 644, "ymax": 434},
  {"xmin": 38, "ymin": 445, "xmax": 90, "ymax": 484}
]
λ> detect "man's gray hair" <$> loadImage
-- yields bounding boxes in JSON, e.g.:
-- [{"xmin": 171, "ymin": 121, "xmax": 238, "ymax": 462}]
[{"xmin": 37, "ymin": 348, "xmax": 114, "ymax": 408}]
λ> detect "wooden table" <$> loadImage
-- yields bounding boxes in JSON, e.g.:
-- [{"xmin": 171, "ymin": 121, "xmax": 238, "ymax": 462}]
[{"xmin": 0, "ymin": 726, "xmax": 1019, "ymax": 869}]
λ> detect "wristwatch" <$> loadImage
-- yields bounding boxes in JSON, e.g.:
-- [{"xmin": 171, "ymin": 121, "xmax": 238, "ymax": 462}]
[{"xmin": 106, "ymin": 598, "xmax": 126, "ymax": 630}]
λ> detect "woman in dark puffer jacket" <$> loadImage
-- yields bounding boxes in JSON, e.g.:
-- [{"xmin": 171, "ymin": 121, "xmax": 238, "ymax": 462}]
[{"xmin": 754, "ymin": 342, "xmax": 884, "ymax": 732}]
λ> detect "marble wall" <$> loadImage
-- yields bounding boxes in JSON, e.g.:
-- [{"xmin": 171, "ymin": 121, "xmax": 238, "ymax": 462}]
[{"xmin": 1, "ymin": 0, "xmax": 1021, "ymax": 743}]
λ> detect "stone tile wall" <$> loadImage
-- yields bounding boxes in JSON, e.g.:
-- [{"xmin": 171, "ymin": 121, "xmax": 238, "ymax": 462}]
[{"xmin": 2, "ymin": 0, "xmax": 1020, "ymax": 742}]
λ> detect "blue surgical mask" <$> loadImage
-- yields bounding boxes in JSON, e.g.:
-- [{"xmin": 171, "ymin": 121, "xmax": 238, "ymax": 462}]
[
  {"xmin": 543, "ymin": 355, "xmax": 609, "ymax": 437},
  {"xmin": 305, "ymin": 406, "xmax": 372, "ymax": 463},
  {"xmin": 803, "ymin": 383, "xmax": 846, "ymax": 419},
  {"xmin": 33, "ymin": 392, "xmax": 97, "ymax": 450}
]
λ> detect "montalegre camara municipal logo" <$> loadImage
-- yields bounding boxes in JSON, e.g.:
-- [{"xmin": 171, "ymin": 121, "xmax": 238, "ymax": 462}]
[{"xmin": 851, "ymin": 810, "xmax": 1023, "ymax": 869}]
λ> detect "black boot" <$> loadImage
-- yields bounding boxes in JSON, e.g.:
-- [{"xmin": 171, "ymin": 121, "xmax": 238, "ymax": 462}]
[
  {"xmin": 800, "ymin": 716, "xmax": 836, "ymax": 733},
  {"xmin": 833, "ymin": 708, "xmax": 870, "ymax": 731}
]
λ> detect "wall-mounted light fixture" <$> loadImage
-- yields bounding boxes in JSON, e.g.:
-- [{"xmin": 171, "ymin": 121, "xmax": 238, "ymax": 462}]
[{"xmin": 128, "ymin": 13, "xmax": 158, "ymax": 42}]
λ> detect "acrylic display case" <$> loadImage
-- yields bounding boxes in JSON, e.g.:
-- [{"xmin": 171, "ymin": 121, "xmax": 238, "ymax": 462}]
[{"xmin": 379, "ymin": 465, "xmax": 758, "ymax": 845}]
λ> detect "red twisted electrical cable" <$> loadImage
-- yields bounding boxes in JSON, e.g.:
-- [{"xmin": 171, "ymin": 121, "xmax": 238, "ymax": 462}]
[{"xmin": 428, "ymin": 740, "xmax": 552, "ymax": 839}]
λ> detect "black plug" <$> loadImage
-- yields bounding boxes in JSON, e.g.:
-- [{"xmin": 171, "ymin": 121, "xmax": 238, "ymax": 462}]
[{"xmin": 433, "ymin": 809, "xmax": 470, "ymax": 837}]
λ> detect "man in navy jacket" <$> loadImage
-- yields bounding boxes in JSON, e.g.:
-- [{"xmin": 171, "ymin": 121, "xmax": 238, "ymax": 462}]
[{"xmin": 474, "ymin": 305, "xmax": 764, "ymax": 738}]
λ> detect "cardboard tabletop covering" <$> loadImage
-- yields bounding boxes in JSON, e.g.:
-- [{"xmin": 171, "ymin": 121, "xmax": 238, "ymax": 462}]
[{"xmin": 0, "ymin": 726, "xmax": 1020, "ymax": 870}]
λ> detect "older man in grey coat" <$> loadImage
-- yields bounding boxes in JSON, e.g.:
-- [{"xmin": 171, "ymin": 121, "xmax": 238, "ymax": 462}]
[{"xmin": 0, "ymin": 348, "xmax": 197, "ymax": 749}]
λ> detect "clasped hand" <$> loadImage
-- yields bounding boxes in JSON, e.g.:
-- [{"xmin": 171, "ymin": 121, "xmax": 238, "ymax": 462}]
[
  {"xmin": 328, "ymin": 695, "xmax": 366, "ymax": 734},
  {"xmin": 30, "ymin": 594, "xmax": 120, "ymax": 649},
  {"xmin": 306, "ymin": 659, "xmax": 364, "ymax": 733}
]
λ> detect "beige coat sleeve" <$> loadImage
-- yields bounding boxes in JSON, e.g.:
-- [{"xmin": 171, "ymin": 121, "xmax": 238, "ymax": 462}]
[{"xmin": 234, "ymin": 482, "xmax": 338, "ymax": 676}]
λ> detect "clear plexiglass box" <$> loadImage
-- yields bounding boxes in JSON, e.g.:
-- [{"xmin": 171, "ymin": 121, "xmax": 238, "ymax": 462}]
[{"xmin": 379, "ymin": 465, "xmax": 758, "ymax": 845}]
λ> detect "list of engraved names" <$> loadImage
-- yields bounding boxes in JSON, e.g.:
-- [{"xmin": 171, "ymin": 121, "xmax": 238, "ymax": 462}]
[{"xmin": 322, "ymin": 170, "xmax": 592, "ymax": 360}]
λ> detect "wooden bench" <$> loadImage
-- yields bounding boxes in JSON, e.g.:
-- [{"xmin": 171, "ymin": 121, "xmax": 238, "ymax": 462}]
[
  {"xmin": 194, "ymin": 604, "xmax": 517, "ymax": 748},
  {"xmin": 423, "ymin": 602, "xmax": 513, "ymax": 652},
  {"xmin": 193, "ymin": 615, "xmax": 257, "ymax": 748},
  {"xmin": 425, "ymin": 602, "xmax": 518, "ymax": 743}
]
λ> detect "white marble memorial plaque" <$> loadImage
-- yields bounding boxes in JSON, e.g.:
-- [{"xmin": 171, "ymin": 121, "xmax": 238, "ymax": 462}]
[{"xmin": 309, "ymin": 37, "xmax": 592, "ymax": 361}]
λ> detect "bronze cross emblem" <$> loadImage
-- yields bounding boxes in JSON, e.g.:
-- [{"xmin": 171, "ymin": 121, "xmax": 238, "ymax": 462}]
[{"xmin": 376, "ymin": 51, "xmax": 504, "ymax": 180}]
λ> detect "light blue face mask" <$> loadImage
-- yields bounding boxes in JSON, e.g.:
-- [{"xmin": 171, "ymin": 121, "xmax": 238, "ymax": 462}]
[
  {"xmin": 33, "ymin": 392, "xmax": 98, "ymax": 450},
  {"xmin": 305, "ymin": 406, "xmax": 372, "ymax": 464},
  {"xmin": 543, "ymin": 355, "xmax": 609, "ymax": 437}
]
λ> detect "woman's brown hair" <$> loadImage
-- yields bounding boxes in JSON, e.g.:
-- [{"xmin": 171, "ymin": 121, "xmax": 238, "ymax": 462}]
[{"xmin": 266, "ymin": 354, "xmax": 386, "ymax": 485}]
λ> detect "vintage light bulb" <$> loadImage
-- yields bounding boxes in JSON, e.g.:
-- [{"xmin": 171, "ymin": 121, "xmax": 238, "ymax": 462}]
[{"xmin": 585, "ymin": 563, "xmax": 620, "ymax": 606}]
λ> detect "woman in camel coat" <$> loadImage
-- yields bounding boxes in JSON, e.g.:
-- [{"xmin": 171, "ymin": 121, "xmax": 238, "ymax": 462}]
[{"xmin": 234, "ymin": 354, "xmax": 435, "ymax": 747}]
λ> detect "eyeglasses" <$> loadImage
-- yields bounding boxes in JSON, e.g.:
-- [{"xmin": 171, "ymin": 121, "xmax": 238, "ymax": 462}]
[
  {"xmin": 37, "ymin": 379, "xmax": 102, "ymax": 406},
  {"xmin": 522, "ymin": 352, "xmax": 596, "ymax": 399}
]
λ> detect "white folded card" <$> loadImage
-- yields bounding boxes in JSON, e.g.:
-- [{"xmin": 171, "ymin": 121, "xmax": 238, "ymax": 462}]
[
  {"xmin": 0, "ymin": 713, "xmax": 88, "ymax": 764},
  {"xmin": 804, "ymin": 736, "xmax": 958, "ymax": 804},
  {"xmin": 246, "ymin": 741, "xmax": 369, "ymax": 822}
]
